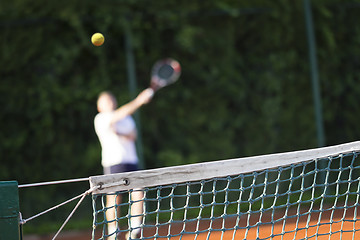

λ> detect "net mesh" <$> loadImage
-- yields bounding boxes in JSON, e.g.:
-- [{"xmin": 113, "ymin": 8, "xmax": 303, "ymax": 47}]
[{"xmin": 91, "ymin": 149, "xmax": 360, "ymax": 239}]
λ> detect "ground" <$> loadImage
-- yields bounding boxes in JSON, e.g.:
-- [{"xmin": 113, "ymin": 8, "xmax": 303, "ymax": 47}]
[{"xmin": 23, "ymin": 207, "xmax": 360, "ymax": 239}]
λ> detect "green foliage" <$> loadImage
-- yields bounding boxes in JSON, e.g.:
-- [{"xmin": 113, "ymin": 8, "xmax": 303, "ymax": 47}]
[{"xmin": 1, "ymin": 0, "xmax": 360, "ymax": 234}]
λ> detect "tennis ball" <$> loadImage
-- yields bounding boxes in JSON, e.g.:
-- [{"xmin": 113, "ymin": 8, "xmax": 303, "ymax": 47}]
[{"xmin": 91, "ymin": 33, "xmax": 105, "ymax": 46}]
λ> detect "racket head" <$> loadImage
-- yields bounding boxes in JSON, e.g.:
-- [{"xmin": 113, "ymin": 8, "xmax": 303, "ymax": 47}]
[{"xmin": 151, "ymin": 58, "xmax": 181, "ymax": 91}]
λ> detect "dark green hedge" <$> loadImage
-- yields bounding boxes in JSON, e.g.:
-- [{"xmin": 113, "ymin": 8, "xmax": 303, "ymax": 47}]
[{"xmin": 1, "ymin": 0, "xmax": 360, "ymax": 233}]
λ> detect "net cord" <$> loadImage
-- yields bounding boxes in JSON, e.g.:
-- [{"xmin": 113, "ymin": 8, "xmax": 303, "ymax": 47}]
[
  {"xmin": 20, "ymin": 186, "xmax": 98, "ymax": 239},
  {"xmin": 51, "ymin": 186, "xmax": 97, "ymax": 240},
  {"xmin": 18, "ymin": 177, "xmax": 89, "ymax": 188}
]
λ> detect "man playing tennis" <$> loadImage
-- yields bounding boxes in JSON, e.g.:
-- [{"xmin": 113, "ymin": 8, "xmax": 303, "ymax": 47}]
[{"xmin": 94, "ymin": 88, "xmax": 153, "ymax": 240}]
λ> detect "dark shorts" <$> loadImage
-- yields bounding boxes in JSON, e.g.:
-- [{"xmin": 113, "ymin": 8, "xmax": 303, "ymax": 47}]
[{"xmin": 103, "ymin": 163, "xmax": 139, "ymax": 175}]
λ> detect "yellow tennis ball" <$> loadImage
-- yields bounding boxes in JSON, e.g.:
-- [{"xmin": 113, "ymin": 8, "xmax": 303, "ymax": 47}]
[{"xmin": 91, "ymin": 33, "xmax": 105, "ymax": 46}]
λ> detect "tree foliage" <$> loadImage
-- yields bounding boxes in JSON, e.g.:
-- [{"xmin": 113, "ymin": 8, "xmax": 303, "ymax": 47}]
[{"xmin": 1, "ymin": 0, "xmax": 360, "ymax": 232}]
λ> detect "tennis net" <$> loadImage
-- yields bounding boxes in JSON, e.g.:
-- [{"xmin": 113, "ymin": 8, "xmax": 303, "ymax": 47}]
[{"xmin": 89, "ymin": 141, "xmax": 360, "ymax": 239}]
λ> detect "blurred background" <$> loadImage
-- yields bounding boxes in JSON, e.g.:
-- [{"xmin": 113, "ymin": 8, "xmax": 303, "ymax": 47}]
[{"xmin": 1, "ymin": 0, "xmax": 360, "ymax": 235}]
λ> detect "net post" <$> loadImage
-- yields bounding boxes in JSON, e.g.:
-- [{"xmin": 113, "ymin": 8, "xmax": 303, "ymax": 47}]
[{"xmin": 0, "ymin": 181, "xmax": 22, "ymax": 240}]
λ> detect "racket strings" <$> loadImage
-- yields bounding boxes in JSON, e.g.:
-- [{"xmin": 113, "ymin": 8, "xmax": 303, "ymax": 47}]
[
  {"xmin": 158, "ymin": 65, "xmax": 175, "ymax": 79},
  {"xmin": 151, "ymin": 58, "xmax": 181, "ymax": 90}
]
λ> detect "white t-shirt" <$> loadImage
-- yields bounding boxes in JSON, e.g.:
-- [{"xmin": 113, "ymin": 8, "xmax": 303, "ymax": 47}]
[{"xmin": 94, "ymin": 112, "xmax": 138, "ymax": 167}]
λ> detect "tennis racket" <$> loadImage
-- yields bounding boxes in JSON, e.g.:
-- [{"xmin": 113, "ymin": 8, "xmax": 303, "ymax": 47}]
[{"xmin": 149, "ymin": 58, "xmax": 181, "ymax": 95}]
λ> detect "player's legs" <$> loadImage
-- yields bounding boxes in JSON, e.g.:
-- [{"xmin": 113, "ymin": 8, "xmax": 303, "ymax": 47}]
[
  {"xmin": 105, "ymin": 163, "xmax": 142, "ymax": 239},
  {"xmin": 104, "ymin": 165, "xmax": 123, "ymax": 239},
  {"xmin": 106, "ymin": 194, "xmax": 122, "ymax": 240},
  {"xmin": 128, "ymin": 189, "xmax": 144, "ymax": 239}
]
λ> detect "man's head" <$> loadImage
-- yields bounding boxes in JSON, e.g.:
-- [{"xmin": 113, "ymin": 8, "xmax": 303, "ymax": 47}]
[{"xmin": 97, "ymin": 91, "xmax": 117, "ymax": 113}]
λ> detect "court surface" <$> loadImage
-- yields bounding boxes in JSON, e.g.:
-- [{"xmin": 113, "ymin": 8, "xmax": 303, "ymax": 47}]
[{"xmin": 24, "ymin": 206, "xmax": 360, "ymax": 240}]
